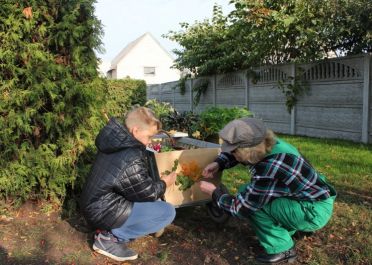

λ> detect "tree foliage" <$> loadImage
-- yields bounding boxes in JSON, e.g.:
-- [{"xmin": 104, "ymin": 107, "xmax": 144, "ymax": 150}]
[
  {"xmin": 166, "ymin": 0, "xmax": 372, "ymax": 76},
  {"xmin": 166, "ymin": 5, "xmax": 239, "ymax": 76},
  {"xmin": 0, "ymin": 0, "xmax": 106, "ymax": 204}
]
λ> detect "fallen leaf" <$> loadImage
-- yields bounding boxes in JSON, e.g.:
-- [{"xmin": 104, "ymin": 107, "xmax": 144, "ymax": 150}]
[{"xmin": 22, "ymin": 7, "xmax": 32, "ymax": 19}]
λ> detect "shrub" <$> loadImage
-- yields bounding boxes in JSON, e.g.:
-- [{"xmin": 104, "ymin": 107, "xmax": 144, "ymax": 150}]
[
  {"xmin": 0, "ymin": 1, "xmax": 105, "ymax": 205},
  {"xmin": 145, "ymin": 102, "xmax": 252, "ymax": 140},
  {"xmin": 145, "ymin": 99, "xmax": 174, "ymax": 121},
  {"xmin": 196, "ymin": 106, "xmax": 253, "ymax": 140},
  {"xmin": 162, "ymin": 111, "xmax": 200, "ymax": 136},
  {"xmin": 145, "ymin": 100, "xmax": 199, "ymax": 135},
  {"xmin": 105, "ymin": 78, "xmax": 147, "ymax": 119}
]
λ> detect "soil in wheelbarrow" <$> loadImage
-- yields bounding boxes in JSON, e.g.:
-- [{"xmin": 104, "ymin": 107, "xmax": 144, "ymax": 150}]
[{"xmin": 0, "ymin": 200, "xmax": 322, "ymax": 265}]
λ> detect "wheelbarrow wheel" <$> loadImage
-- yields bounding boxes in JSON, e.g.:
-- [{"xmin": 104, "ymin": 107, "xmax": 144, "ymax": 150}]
[{"xmin": 206, "ymin": 202, "xmax": 230, "ymax": 224}]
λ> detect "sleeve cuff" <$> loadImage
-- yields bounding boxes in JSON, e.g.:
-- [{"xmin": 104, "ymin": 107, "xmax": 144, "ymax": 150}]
[
  {"xmin": 214, "ymin": 157, "xmax": 226, "ymax": 171},
  {"xmin": 159, "ymin": 180, "xmax": 166, "ymax": 194},
  {"xmin": 212, "ymin": 184, "xmax": 229, "ymax": 202}
]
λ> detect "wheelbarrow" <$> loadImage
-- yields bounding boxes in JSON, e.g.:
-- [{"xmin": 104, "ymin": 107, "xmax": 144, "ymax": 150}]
[{"xmin": 146, "ymin": 132, "xmax": 230, "ymax": 225}]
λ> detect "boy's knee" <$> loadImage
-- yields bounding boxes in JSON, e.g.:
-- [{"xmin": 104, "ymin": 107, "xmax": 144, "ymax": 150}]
[
  {"xmin": 162, "ymin": 202, "xmax": 176, "ymax": 223},
  {"xmin": 168, "ymin": 203, "xmax": 176, "ymax": 220}
]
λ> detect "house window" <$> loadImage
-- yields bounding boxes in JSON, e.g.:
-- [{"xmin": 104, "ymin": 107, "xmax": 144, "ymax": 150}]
[{"xmin": 144, "ymin": 66, "xmax": 156, "ymax": 75}]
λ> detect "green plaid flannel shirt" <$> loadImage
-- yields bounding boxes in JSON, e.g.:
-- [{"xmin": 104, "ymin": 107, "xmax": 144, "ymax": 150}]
[{"xmin": 213, "ymin": 152, "xmax": 332, "ymax": 218}]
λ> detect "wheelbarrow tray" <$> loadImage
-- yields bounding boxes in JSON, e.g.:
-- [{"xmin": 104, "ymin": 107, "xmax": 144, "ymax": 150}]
[{"xmin": 154, "ymin": 147, "xmax": 221, "ymax": 208}]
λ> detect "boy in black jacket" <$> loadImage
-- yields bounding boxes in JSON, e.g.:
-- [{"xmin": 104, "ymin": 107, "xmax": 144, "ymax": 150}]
[{"xmin": 80, "ymin": 107, "xmax": 176, "ymax": 261}]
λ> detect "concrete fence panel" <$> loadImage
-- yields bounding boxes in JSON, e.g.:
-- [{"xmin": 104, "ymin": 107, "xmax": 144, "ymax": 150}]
[
  {"xmin": 147, "ymin": 84, "xmax": 160, "ymax": 100},
  {"xmin": 216, "ymin": 72, "xmax": 246, "ymax": 108},
  {"xmin": 158, "ymin": 82, "xmax": 175, "ymax": 105},
  {"xmin": 173, "ymin": 80, "xmax": 192, "ymax": 112},
  {"xmin": 147, "ymin": 55, "xmax": 372, "ymax": 144},
  {"xmin": 295, "ymin": 56, "xmax": 365, "ymax": 141},
  {"xmin": 248, "ymin": 65, "xmax": 293, "ymax": 134}
]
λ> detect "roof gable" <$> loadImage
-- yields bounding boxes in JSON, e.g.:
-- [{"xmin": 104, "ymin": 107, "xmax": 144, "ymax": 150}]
[{"xmin": 110, "ymin": 32, "xmax": 174, "ymax": 68}]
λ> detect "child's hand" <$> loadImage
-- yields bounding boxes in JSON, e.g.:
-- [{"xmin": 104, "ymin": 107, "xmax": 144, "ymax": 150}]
[
  {"xmin": 202, "ymin": 162, "xmax": 219, "ymax": 178},
  {"xmin": 162, "ymin": 171, "xmax": 177, "ymax": 187},
  {"xmin": 198, "ymin": 180, "xmax": 217, "ymax": 196}
]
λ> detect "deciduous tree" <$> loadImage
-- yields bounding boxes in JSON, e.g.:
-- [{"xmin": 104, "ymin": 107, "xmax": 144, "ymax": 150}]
[{"xmin": 166, "ymin": 0, "xmax": 372, "ymax": 76}]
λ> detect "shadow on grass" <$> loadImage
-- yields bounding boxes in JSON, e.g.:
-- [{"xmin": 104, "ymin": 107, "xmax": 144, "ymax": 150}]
[
  {"xmin": 62, "ymin": 212, "xmax": 96, "ymax": 258},
  {"xmin": 0, "ymin": 245, "xmax": 51, "ymax": 265},
  {"xmin": 172, "ymin": 205, "xmax": 260, "ymax": 262},
  {"xmin": 60, "ymin": 192, "xmax": 95, "ymax": 244},
  {"xmin": 332, "ymin": 183, "xmax": 372, "ymax": 209}
]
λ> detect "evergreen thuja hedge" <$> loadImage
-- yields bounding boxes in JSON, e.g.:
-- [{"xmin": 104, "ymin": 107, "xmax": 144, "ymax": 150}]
[
  {"xmin": 0, "ymin": 0, "xmax": 107, "ymax": 204},
  {"xmin": 105, "ymin": 78, "xmax": 147, "ymax": 120}
]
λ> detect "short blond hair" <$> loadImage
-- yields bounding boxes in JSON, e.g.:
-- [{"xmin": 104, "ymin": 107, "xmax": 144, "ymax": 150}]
[
  {"xmin": 235, "ymin": 129, "xmax": 276, "ymax": 164},
  {"xmin": 125, "ymin": 107, "xmax": 161, "ymax": 131}
]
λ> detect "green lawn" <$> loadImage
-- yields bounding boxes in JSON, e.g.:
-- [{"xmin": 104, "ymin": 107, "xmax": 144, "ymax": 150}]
[
  {"xmin": 221, "ymin": 134, "xmax": 372, "ymax": 264},
  {"xmin": 1, "ymin": 134, "xmax": 370, "ymax": 264}
]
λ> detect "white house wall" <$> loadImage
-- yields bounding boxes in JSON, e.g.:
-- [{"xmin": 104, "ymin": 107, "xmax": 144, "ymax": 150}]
[{"xmin": 115, "ymin": 34, "xmax": 180, "ymax": 84}]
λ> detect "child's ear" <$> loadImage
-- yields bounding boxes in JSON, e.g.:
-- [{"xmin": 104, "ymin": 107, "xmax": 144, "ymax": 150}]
[
  {"xmin": 131, "ymin": 126, "xmax": 143, "ymax": 140},
  {"xmin": 131, "ymin": 126, "xmax": 138, "ymax": 134}
]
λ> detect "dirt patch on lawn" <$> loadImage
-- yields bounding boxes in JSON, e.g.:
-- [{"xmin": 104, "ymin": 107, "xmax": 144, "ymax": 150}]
[{"xmin": 0, "ymin": 200, "xmax": 338, "ymax": 265}]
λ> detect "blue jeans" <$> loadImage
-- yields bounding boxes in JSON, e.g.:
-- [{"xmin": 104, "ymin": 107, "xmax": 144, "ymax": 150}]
[{"xmin": 111, "ymin": 201, "xmax": 175, "ymax": 241}]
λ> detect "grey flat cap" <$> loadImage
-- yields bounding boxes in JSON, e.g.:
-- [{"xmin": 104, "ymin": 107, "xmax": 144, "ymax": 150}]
[{"xmin": 219, "ymin": 117, "xmax": 267, "ymax": 153}]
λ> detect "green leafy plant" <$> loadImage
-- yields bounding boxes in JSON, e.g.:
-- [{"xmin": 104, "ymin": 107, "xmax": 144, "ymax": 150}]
[
  {"xmin": 145, "ymin": 99, "xmax": 174, "ymax": 121},
  {"xmin": 192, "ymin": 79, "xmax": 209, "ymax": 106},
  {"xmin": 160, "ymin": 145, "xmax": 176, "ymax": 152},
  {"xmin": 195, "ymin": 106, "xmax": 252, "ymax": 140},
  {"xmin": 277, "ymin": 68, "xmax": 309, "ymax": 112},
  {"xmin": 176, "ymin": 74, "xmax": 191, "ymax": 95},
  {"xmin": 162, "ymin": 159, "xmax": 179, "ymax": 175},
  {"xmin": 176, "ymin": 160, "xmax": 203, "ymax": 191},
  {"xmin": 161, "ymin": 110, "xmax": 199, "ymax": 136},
  {"xmin": 157, "ymin": 249, "xmax": 170, "ymax": 263},
  {"xmin": 246, "ymin": 69, "xmax": 260, "ymax": 84},
  {"xmin": 175, "ymin": 175, "xmax": 195, "ymax": 191},
  {"xmin": 176, "ymin": 76, "xmax": 209, "ymax": 106}
]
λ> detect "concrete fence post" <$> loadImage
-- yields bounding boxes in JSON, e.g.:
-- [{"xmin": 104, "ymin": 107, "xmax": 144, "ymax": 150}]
[
  {"xmin": 190, "ymin": 79, "xmax": 194, "ymax": 112},
  {"xmin": 213, "ymin": 75, "xmax": 217, "ymax": 106},
  {"xmin": 158, "ymin": 84, "xmax": 162, "ymax": 102},
  {"xmin": 172, "ymin": 83, "xmax": 175, "ymax": 107},
  {"xmin": 290, "ymin": 63, "xmax": 296, "ymax": 135},
  {"xmin": 245, "ymin": 70, "xmax": 249, "ymax": 110},
  {"xmin": 362, "ymin": 54, "xmax": 371, "ymax": 143}
]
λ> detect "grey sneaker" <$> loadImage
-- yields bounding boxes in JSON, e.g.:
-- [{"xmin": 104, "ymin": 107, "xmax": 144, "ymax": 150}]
[{"xmin": 93, "ymin": 231, "xmax": 138, "ymax": 261}]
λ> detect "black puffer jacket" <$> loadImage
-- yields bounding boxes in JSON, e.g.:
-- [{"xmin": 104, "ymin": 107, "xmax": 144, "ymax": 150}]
[{"xmin": 80, "ymin": 118, "xmax": 166, "ymax": 230}]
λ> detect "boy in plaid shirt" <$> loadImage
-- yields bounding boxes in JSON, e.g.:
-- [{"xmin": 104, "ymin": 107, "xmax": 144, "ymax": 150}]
[{"xmin": 199, "ymin": 117, "xmax": 336, "ymax": 264}]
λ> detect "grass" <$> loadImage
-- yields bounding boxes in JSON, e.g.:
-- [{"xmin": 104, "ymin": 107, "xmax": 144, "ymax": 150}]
[
  {"xmin": 0, "ymin": 134, "xmax": 371, "ymax": 264},
  {"xmin": 221, "ymin": 134, "xmax": 372, "ymax": 264}
]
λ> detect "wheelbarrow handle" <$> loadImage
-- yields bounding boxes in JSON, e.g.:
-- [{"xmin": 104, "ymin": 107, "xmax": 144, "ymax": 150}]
[{"xmin": 158, "ymin": 129, "xmax": 177, "ymax": 148}]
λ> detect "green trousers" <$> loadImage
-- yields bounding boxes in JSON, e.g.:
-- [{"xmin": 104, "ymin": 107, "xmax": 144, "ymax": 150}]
[{"xmin": 247, "ymin": 196, "xmax": 335, "ymax": 254}]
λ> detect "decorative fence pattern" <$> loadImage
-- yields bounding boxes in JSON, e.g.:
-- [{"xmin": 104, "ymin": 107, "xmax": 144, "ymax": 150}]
[{"xmin": 147, "ymin": 54, "xmax": 372, "ymax": 144}]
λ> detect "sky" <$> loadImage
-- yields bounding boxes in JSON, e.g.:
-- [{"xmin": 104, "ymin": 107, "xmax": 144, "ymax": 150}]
[{"xmin": 94, "ymin": 0, "xmax": 234, "ymax": 66}]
